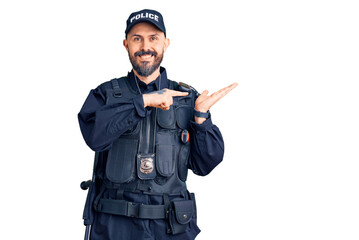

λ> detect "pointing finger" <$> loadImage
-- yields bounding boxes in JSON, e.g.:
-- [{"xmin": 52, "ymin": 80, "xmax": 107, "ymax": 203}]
[{"xmin": 170, "ymin": 90, "xmax": 189, "ymax": 97}]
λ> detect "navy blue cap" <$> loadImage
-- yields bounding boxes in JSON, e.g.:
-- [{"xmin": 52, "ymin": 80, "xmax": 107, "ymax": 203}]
[{"xmin": 125, "ymin": 9, "xmax": 166, "ymax": 37}]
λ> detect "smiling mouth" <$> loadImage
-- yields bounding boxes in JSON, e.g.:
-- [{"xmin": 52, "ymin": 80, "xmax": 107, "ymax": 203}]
[
  {"xmin": 138, "ymin": 54, "xmax": 154, "ymax": 60},
  {"xmin": 135, "ymin": 50, "xmax": 157, "ymax": 59}
]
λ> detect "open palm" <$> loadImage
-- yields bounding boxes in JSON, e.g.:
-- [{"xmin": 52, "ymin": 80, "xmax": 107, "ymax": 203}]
[{"xmin": 195, "ymin": 83, "xmax": 238, "ymax": 113}]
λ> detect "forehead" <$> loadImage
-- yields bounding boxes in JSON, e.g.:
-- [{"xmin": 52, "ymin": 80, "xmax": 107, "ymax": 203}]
[{"xmin": 128, "ymin": 22, "xmax": 164, "ymax": 37}]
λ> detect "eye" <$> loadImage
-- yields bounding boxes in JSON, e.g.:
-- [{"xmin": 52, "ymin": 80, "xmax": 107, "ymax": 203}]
[
  {"xmin": 150, "ymin": 36, "xmax": 158, "ymax": 41},
  {"xmin": 133, "ymin": 37, "xmax": 141, "ymax": 42}
]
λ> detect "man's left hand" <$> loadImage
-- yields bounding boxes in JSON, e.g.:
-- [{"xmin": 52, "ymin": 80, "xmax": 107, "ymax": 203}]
[{"xmin": 195, "ymin": 83, "xmax": 238, "ymax": 124}]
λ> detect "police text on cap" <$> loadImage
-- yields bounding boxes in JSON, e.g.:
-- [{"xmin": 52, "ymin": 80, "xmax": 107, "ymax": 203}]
[{"xmin": 130, "ymin": 12, "xmax": 159, "ymax": 23}]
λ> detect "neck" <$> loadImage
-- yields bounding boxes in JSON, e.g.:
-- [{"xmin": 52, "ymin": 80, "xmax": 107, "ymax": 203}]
[{"xmin": 133, "ymin": 68, "xmax": 161, "ymax": 85}]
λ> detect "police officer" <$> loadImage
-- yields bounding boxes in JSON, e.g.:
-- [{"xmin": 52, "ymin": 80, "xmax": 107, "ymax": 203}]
[{"xmin": 78, "ymin": 9, "xmax": 237, "ymax": 240}]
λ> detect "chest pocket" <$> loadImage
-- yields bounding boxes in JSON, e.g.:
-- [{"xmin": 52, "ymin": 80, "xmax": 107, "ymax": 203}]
[
  {"xmin": 157, "ymin": 93, "xmax": 194, "ymax": 130},
  {"xmin": 106, "ymin": 137, "xmax": 139, "ymax": 183},
  {"xmin": 156, "ymin": 93, "xmax": 194, "ymax": 181}
]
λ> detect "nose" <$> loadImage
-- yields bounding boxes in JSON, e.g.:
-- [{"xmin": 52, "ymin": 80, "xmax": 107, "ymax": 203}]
[{"xmin": 141, "ymin": 38, "xmax": 150, "ymax": 51}]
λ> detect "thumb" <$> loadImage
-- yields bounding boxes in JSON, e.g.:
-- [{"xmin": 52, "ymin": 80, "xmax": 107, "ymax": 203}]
[{"xmin": 200, "ymin": 90, "xmax": 209, "ymax": 97}]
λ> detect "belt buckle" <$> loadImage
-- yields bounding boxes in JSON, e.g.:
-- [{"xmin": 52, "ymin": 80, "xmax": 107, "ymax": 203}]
[{"xmin": 127, "ymin": 202, "xmax": 140, "ymax": 218}]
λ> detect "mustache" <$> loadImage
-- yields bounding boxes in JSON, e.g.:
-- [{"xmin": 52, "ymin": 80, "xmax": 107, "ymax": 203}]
[{"xmin": 134, "ymin": 50, "xmax": 158, "ymax": 57}]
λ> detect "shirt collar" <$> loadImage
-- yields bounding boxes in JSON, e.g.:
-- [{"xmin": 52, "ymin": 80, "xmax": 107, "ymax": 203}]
[{"xmin": 127, "ymin": 67, "xmax": 169, "ymax": 93}]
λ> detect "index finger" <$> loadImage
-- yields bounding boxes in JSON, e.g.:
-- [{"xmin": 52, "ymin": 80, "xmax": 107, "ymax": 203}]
[{"xmin": 169, "ymin": 90, "xmax": 189, "ymax": 97}]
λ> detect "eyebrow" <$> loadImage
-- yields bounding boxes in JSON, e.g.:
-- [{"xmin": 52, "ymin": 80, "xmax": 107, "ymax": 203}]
[
  {"xmin": 130, "ymin": 33, "xmax": 159, "ymax": 38},
  {"xmin": 130, "ymin": 34, "xmax": 142, "ymax": 38}
]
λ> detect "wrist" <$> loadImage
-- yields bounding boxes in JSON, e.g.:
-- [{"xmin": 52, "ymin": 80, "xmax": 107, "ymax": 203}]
[
  {"xmin": 194, "ymin": 116, "xmax": 206, "ymax": 125},
  {"xmin": 142, "ymin": 94, "xmax": 150, "ymax": 108},
  {"xmin": 193, "ymin": 109, "xmax": 210, "ymax": 119},
  {"xmin": 194, "ymin": 106, "xmax": 208, "ymax": 113},
  {"xmin": 193, "ymin": 109, "xmax": 210, "ymax": 125}
]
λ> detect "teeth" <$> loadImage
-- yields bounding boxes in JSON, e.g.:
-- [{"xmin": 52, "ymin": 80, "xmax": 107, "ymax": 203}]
[{"xmin": 140, "ymin": 54, "xmax": 152, "ymax": 59}]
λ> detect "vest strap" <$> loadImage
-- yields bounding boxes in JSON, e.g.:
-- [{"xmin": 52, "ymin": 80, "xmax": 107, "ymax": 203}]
[
  {"xmin": 193, "ymin": 109, "xmax": 210, "ymax": 119},
  {"xmin": 110, "ymin": 78, "xmax": 122, "ymax": 97},
  {"xmin": 97, "ymin": 198, "xmax": 166, "ymax": 219}
]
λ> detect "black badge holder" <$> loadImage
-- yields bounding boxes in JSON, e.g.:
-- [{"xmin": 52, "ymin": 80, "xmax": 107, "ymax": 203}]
[
  {"xmin": 137, "ymin": 153, "xmax": 156, "ymax": 180},
  {"xmin": 135, "ymin": 74, "xmax": 160, "ymax": 180}
]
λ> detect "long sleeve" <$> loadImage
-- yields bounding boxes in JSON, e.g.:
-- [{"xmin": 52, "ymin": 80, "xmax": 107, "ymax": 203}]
[
  {"xmin": 78, "ymin": 84, "xmax": 150, "ymax": 152},
  {"xmin": 188, "ymin": 117, "xmax": 225, "ymax": 176}
]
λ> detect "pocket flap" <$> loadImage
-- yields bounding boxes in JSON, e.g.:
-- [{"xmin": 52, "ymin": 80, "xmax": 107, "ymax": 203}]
[
  {"xmin": 175, "ymin": 106, "xmax": 193, "ymax": 130},
  {"xmin": 157, "ymin": 106, "xmax": 176, "ymax": 129},
  {"xmin": 173, "ymin": 200, "xmax": 193, "ymax": 225}
]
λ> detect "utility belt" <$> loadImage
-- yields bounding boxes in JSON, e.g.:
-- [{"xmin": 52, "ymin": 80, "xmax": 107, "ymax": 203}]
[{"xmin": 94, "ymin": 190, "xmax": 197, "ymax": 235}]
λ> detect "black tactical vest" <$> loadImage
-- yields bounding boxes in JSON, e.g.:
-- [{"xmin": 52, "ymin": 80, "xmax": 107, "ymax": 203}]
[{"xmin": 104, "ymin": 77, "xmax": 195, "ymax": 195}]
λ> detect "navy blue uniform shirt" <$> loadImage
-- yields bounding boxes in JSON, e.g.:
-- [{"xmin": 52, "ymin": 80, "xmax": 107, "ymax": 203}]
[{"xmin": 78, "ymin": 67, "xmax": 224, "ymax": 176}]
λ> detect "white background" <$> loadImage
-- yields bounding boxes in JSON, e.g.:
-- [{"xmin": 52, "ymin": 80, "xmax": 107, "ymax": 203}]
[{"xmin": 1, "ymin": 0, "xmax": 358, "ymax": 239}]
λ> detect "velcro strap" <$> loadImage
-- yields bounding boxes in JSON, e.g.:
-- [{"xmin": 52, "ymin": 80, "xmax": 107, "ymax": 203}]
[
  {"xmin": 97, "ymin": 198, "xmax": 166, "ymax": 219},
  {"xmin": 193, "ymin": 109, "xmax": 210, "ymax": 119}
]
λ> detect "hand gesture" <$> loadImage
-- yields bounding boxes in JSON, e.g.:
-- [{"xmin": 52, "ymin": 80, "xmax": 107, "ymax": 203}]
[
  {"xmin": 195, "ymin": 83, "xmax": 238, "ymax": 123},
  {"xmin": 143, "ymin": 89, "xmax": 188, "ymax": 110}
]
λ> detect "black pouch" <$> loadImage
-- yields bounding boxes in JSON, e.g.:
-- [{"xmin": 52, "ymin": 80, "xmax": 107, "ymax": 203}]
[
  {"xmin": 178, "ymin": 144, "xmax": 190, "ymax": 182},
  {"xmin": 157, "ymin": 105, "xmax": 176, "ymax": 129},
  {"xmin": 156, "ymin": 144, "xmax": 176, "ymax": 177},
  {"xmin": 106, "ymin": 138, "xmax": 138, "ymax": 183},
  {"xmin": 175, "ymin": 106, "xmax": 194, "ymax": 130},
  {"xmin": 169, "ymin": 199, "xmax": 194, "ymax": 235}
]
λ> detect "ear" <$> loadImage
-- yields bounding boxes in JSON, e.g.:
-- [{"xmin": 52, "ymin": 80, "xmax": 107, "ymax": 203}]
[
  {"xmin": 123, "ymin": 39, "xmax": 129, "ymax": 52},
  {"xmin": 163, "ymin": 38, "xmax": 170, "ymax": 53}
]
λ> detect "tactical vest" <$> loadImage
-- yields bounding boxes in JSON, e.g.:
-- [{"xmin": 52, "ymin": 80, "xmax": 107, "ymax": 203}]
[
  {"xmin": 104, "ymin": 77, "xmax": 195, "ymax": 195},
  {"xmin": 81, "ymin": 77, "xmax": 199, "ymax": 236}
]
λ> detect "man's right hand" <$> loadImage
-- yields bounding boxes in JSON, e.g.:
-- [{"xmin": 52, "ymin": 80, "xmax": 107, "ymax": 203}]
[{"xmin": 143, "ymin": 89, "xmax": 188, "ymax": 110}]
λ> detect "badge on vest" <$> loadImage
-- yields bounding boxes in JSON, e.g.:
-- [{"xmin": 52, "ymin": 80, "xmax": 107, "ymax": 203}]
[{"xmin": 137, "ymin": 153, "xmax": 157, "ymax": 180}]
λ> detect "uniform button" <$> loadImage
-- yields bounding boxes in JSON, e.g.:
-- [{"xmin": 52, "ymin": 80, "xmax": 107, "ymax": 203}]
[{"xmin": 183, "ymin": 214, "xmax": 187, "ymax": 219}]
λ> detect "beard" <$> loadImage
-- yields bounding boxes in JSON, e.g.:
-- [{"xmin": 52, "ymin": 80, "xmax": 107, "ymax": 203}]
[{"xmin": 129, "ymin": 49, "xmax": 164, "ymax": 77}]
